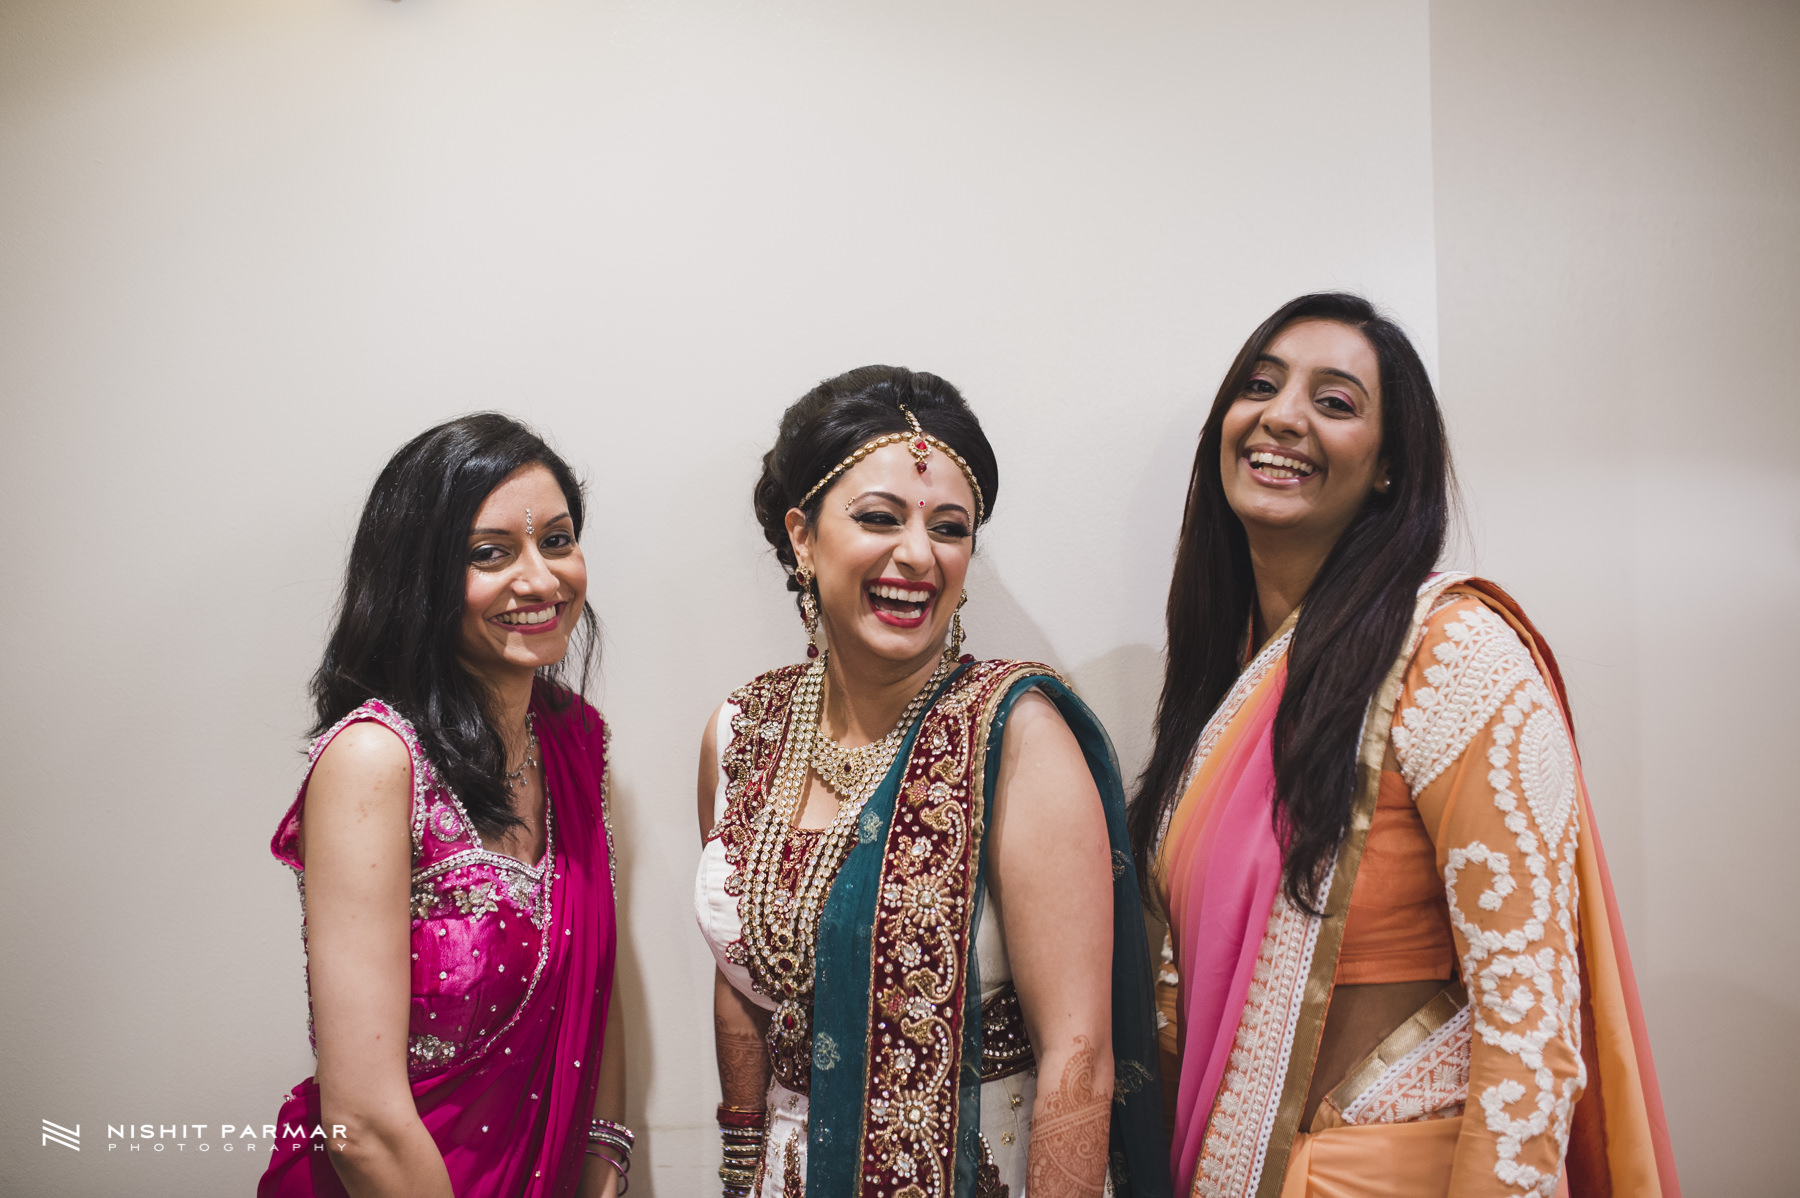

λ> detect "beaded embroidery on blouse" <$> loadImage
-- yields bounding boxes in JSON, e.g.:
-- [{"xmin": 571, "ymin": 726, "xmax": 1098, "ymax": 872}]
[
  {"xmin": 282, "ymin": 700, "xmax": 559, "ymax": 1082},
  {"xmin": 853, "ymin": 660, "xmax": 1054, "ymax": 1198},
  {"xmin": 711, "ymin": 666, "xmax": 838, "ymax": 1093}
]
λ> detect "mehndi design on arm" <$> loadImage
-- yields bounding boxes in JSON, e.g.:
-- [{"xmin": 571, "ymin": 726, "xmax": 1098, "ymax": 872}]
[{"xmin": 1026, "ymin": 1034, "xmax": 1111, "ymax": 1198}]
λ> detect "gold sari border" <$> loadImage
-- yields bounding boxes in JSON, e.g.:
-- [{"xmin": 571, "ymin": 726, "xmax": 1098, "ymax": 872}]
[
  {"xmin": 1317, "ymin": 980, "xmax": 1468, "ymax": 1129},
  {"xmin": 1252, "ymin": 573, "xmax": 1472, "ymax": 1198}
]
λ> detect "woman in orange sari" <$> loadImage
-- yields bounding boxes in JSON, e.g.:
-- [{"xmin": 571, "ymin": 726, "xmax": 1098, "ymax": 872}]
[{"xmin": 1129, "ymin": 293, "xmax": 1679, "ymax": 1197}]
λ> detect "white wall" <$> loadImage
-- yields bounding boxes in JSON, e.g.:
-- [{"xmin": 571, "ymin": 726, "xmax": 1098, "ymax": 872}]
[
  {"xmin": 1430, "ymin": 3, "xmax": 1800, "ymax": 1193},
  {"xmin": 0, "ymin": 3, "xmax": 1438, "ymax": 1193},
  {"xmin": 3, "ymin": 0, "xmax": 1779, "ymax": 1194}
]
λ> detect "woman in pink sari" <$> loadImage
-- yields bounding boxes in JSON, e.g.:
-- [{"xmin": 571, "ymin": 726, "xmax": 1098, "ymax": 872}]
[
  {"xmin": 1129, "ymin": 295, "xmax": 1678, "ymax": 1197},
  {"xmin": 261, "ymin": 415, "xmax": 629, "ymax": 1198}
]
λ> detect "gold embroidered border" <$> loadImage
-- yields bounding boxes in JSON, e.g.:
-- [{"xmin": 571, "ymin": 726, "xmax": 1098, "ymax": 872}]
[
  {"xmin": 1191, "ymin": 890, "xmax": 1324, "ymax": 1198},
  {"xmin": 856, "ymin": 661, "xmax": 1051, "ymax": 1198},
  {"xmin": 1187, "ymin": 577, "xmax": 1471, "ymax": 1198},
  {"xmin": 1322, "ymin": 981, "xmax": 1469, "ymax": 1128},
  {"xmin": 1249, "ymin": 574, "xmax": 1471, "ymax": 1198}
]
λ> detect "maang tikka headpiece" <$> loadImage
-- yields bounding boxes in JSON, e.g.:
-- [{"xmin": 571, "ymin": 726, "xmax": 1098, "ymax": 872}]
[{"xmin": 797, "ymin": 402, "xmax": 987, "ymax": 524}]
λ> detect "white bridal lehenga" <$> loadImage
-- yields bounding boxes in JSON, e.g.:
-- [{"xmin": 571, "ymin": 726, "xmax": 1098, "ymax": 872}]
[{"xmin": 694, "ymin": 696, "xmax": 1037, "ymax": 1197}]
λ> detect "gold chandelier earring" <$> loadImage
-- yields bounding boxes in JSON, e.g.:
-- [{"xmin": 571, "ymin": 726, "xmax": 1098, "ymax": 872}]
[
  {"xmin": 795, "ymin": 565, "xmax": 823, "ymax": 660},
  {"xmin": 950, "ymin": 590, "xmax": 970, "ymax": 661}
]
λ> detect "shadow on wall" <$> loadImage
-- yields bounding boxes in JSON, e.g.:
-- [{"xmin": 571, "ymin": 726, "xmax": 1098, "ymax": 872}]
[{"xmin": 963, "ymin": 555, "xmax": 1162, "ymax": 786}]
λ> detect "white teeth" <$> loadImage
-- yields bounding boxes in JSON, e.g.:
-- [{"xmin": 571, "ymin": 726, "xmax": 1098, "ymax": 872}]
[
  {"xmin": 1248, "ymin": 450, "xmax": 1316, "ymax": 477},
  {"xmin": 499, "ymin": 607, "xmax": 555, "ymax": 626},
  {"xmin": 870, "ymin": 584, "xmax": 933, "ymax": 604}
]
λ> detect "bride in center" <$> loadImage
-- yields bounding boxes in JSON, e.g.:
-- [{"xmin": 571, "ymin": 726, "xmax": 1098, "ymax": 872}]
[{"xmin": 694, "ymin": 366, "xmax": 1167, "ymax": 1198}]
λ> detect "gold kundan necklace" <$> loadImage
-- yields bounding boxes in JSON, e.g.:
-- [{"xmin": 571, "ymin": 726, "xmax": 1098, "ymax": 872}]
[{"xmin": 739, "ymin": 647, "xmax": 957, "ymax": 1068}]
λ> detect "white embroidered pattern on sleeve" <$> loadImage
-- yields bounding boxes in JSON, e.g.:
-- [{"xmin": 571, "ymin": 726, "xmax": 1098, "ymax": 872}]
[{"xmin": 1391, "ymin": 604, "xmax": 1585, "ymax": 1197}]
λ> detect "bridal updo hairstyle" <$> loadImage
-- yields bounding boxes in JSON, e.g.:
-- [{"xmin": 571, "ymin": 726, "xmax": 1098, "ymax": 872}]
[
  {"xmin": 311, "ymin": 413, "xmax": 600, "ymax": 839},
  {"xmin": 753, "ymin": 365, "xmax": 1001, "ymax": 613}
]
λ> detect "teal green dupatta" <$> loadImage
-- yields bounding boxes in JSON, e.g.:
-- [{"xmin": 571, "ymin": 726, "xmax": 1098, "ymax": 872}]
[{"xmin": 809, "ymin": 660, "xmax": 1170, "ymax": 1198}]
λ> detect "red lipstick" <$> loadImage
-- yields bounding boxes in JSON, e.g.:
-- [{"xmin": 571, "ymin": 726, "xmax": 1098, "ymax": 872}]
[{"xmin": 865, "ymin": 577, "xmax": 937, "ymax": 629}]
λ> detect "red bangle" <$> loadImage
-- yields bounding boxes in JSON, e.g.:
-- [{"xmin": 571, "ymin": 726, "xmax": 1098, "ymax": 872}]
[{"xmin": 716, "ymin": 1103, "xmax": 768, "ymax": 1129}]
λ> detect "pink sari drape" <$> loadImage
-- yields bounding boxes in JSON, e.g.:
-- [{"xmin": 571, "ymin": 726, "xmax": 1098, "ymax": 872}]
[
  {"xmin": 260, "ymin": 691, "xmax": 615, "ymax": 1198},
  {"xmin": 1158, "ymin": 649, "xmax": 1290, "ymax": 1191},
  {"xmin": 1157, "ymin": 580, "xmax": 1677, "ymax": 1197}
]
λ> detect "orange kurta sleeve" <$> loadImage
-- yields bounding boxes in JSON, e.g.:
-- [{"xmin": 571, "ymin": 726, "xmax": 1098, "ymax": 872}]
[{"xmin": 1391, "ymin": 594, "xmax": 1585, "ymax": 1198}]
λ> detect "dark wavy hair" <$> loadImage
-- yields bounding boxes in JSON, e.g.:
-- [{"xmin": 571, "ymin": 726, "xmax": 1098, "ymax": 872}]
[
  {"xmin": 752, "ymin": 365, "xmax": 1000, "ymax": 610},
  {"xmin": 310, "ymin": 413, "xmax": 599, "ymax": 839},
  {"xmin": 1129, "ymin": 293, "xmax": 1452, "ymax": 913}
]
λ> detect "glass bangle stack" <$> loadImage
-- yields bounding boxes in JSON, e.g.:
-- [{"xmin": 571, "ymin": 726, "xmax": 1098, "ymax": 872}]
[
  {"xmin": 718, "ymin": 1103, "xmax": 767, "ymax": 1197},
  {"xmin": 586, "ymin": 1117, "xmax": 634, "ymax": 1194}
]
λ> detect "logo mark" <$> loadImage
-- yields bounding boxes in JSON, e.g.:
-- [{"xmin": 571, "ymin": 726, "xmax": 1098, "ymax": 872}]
[{"xmin": 42, "ymin": 1120, "xmax": 80, "ymax": 1151}]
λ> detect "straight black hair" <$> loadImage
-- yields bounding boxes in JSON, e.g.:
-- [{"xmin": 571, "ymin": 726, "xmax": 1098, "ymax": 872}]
[
  {"xmin": 311, "ymin": 413, "xmax": 599, "ymax": 839},
  {"xmin": 1130, "ymin": 293, "xmax": 1451, "ymax": 913}
]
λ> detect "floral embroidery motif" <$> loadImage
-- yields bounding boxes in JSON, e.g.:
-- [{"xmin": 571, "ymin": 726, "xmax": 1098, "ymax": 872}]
[
  {"xmin": 1392, "ymin": 600, "xmax": 1584, "ymax": 1196},
  {"xmin": 783, "ymin": 1128, "xmax": 806, "ymax": 1198},
  {"xmin": 713, "ymin": 669, "xmax": 858, "ymax": 1093},
  {"xmin": 714, "ymin": 668, "xmax": 805, "ymax": 904},
  {"xmin": 858, "ymin": 661, "xmax": 1050, "ymax": 1198},
  {"xmin": 454, "ymin": 881, "xmax": 502, "ymax": 917},
  {"xmin": 406, "ymin": 836, "xmax": 555, "ymax": 931},
  {"xmin": 1192, "ymin": 891, "xmax": 1325, "ymax": 1198},
  {"xmin": 1341, "ymin": 1005, "xmax": 1471, "ymax": 1126},
  {"xmin": 429, "ymin": 801, "xmax": 464, "ymax": 844},
  {"xmin": 1391, "ymin": 605, "xmax": 1536, "ymax": 797},
  {"xmin": 278, "ymin": 698, "xmax": 583, "ymax": 1085},
  {"xmin": 408, "ymin": 1032, "xmax": 458, "ymax": 1073},
  {"xmin": 714, "ymin": 662, "xmax": 1054, "ymax": 1197}
]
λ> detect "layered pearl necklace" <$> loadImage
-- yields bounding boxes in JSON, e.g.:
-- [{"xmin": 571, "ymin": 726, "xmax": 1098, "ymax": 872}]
[{"xmin": 739, "ymin": 647, "xmax": 958, "ymax": 1056}]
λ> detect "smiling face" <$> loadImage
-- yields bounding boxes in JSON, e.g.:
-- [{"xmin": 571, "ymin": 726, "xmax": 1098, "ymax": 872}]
[
  {"xmin": 1219, "ymin": 318, "xmax": 1388, "ymax": 553},
  {"xmin": 787, "ymin": 442, "xmax": 976, "ymax": 671},
  {"xmin": 457, "ymin": 464, "xmax": 588, "ymax": 688}
]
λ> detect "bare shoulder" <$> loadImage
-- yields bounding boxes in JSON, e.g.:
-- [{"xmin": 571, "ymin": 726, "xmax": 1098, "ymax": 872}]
[
  {"xmin": 297, "ymin": 721, "xmax": 414, "ymax": 869},
  {"xmin": 995, "ymin": 686, "xmax": 1093, "ymax": 808},
  {"xmin": 309, "ymin": 721, "xmax": 413, "ymax": 815},
  {"xmin": 1000, "ymin": 687, "xmax": 1079, "ymax": 756},
  {"xmin": 316, "ymin": 720, "xmax": 411, "ymax": 774}
]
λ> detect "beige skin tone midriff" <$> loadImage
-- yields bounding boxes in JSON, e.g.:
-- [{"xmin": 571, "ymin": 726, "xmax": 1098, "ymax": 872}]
[
  {"xmin": 1218, "ymin": 318, "xmax": 1438, "ymax": 1125},
  {"xmin": 698, "ymin": 442, "xmax": 1116, "ymax": 1197},
  {"xmin": 300, "ymin": 464, "xmax": 627, "ymax": 1198}
]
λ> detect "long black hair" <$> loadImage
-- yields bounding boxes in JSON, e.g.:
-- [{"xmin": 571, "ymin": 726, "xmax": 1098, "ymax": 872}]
[
  {"xmin": 752, "ymin": 365, "xmax": 1000, "ymax": 610},
  {"xmin": 1130, "ymin": 293, "xmax": 1452, "ymax": 913},
  {"xmin": 311, "ymin": 413, "xmax": 599, "ymax": 838}
]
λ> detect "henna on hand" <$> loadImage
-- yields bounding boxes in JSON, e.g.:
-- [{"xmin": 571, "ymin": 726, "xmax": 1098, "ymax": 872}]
[
  {"xmin": 1026, "ymin": 1034, "xmax": 1112, "ymax": 1198},
  {"xmin": 715, "ymin": 1016, "xmax": 773, "ymax": 1109}
]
